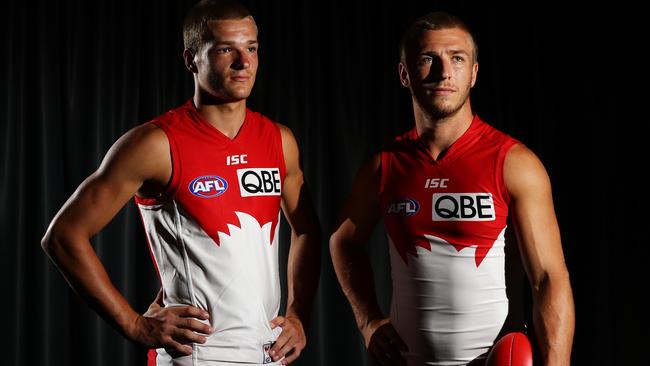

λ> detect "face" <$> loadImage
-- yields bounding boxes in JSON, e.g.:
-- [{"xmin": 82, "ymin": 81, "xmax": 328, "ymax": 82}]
[
  {"xmin": 399, "ymin": 27, "xmax": 478, "ymax": 119},
  {"xmin": 188, "ymin": 17, "xmax": 259, "ymax": 102}
]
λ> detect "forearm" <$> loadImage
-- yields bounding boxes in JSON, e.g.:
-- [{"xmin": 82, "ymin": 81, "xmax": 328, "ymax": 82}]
[
  {"xmin": 286, "ymin": 228, "xmax": 321, "ymax": 328},
  {"xmin": 330, "ymin": 238, "xmax": 383, "ymax": 333},
  {"xmin": 41, "ymin": 229, "xmax": 139, "ymax": 339},
  {"xmin": 532, "ymin": 273, "xmax": 575, "ymax": 366}
]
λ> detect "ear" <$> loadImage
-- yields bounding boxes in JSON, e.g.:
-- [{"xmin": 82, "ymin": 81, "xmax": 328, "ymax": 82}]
[
  {"xmin": 470, "ymin": 62, "xmax": 479, "ymax": 88},
  {"xmin": 183, "ymin": 48, "xmax": 198, "ymax": 74},
  {"xmin": 399, "ymin": 62, "xmax": 410, "ymax": 88}
]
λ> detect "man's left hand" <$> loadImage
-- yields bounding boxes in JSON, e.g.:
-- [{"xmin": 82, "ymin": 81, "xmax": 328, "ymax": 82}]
[{"xmin": 269, "ymin": 315, "xmax": 306, "ymax": 365}]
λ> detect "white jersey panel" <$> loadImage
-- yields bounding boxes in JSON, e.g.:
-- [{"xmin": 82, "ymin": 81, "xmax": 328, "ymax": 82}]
[
  {"xmin": 388, "ymin": 228, "xmax": 508, "ymax": 365},
  {"xmin": 138, "ymin": 200, "xmax": 282, "ymax": 365}
]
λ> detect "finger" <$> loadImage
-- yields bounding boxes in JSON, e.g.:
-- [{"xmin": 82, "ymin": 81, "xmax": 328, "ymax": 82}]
[
  {"xmin": 164, "ymin": 338, "xmax": 193, "ymax": 356},
  {"xmin": 173, "ymin": 328, "xmax": 208, "ymax": 344},
  {"xmin": 174, "ymin": 306, "xmax": 210, "ymax": 320},
  {"xmin": 372, "ymin": 335, "xmax": 404, "ymax": 366},
  {"xmin": 270, "ymin": 325, "xmax": 291, "ymax": 356},
  {"xmin": 382, "ymin": 342, "xmax": 405, "ymax": 365},
  {"xmin": 369, "ymin": 345, "xmax": 392, "ymax": 366},
  {"xmin": 177, "ymin": 317, "xmax": 213, "ymax": 334},
  {"xmin": 269, "ymin": 316, "xmax": 285, "ymax": 329},
  {"xmin": 386, "ymin": 326, "xmax": 409, "ymax": 352},
  {"xmin": 274, "ymin": 337, "xmax": 300, "ymax": 360},
  {"xmin": 281, "ymin": 347, "xmax": 302, "ymax": 365}
]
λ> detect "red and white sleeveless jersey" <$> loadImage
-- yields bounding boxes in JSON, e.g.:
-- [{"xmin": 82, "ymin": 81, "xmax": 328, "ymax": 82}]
[
  {"xmin": 136, "ymin": 100, "xmax": 286, "ymax": 365},
  {"xmin": 379, "ymin": 115, "xmax": 520, "ymax": 365}
]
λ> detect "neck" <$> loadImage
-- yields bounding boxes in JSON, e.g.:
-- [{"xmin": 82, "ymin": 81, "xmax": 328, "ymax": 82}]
[
  {"xmin": 193, "ymin": 89, "xmax": 247, "ymax": 139},
  {"xmin": 413, "ymin": 99, "xmax": 474, "ymax": 160}
]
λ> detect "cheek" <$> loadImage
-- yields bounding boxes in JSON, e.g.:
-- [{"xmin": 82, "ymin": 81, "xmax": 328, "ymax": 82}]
[{"xmin": 416, "ymin": 64, "xmax": 431, "ymax": 79}]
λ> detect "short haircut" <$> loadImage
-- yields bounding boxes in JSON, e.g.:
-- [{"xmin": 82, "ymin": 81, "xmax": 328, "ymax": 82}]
[
  {"xmin": 183, "ymin": 0, "xmax": 254, "ymax": 53},
  {"xmin": 399, "ymin": 11, "xmax": 478, "ymax": 63}
]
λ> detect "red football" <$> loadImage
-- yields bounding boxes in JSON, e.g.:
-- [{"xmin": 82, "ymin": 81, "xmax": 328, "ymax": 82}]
[{"xmin": 486, "ymin": 332, "xmax": 533, "ymax": 366}]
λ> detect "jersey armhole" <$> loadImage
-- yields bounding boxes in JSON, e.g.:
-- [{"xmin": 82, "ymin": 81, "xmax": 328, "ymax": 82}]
[
  {"xmin": 275, "ymin": 123, "xmax": 288, "ymax": 186},
  {"xmin": 134, "ymin": 120, "xmax": 181, "ymax": 206},
  {"xmin": 496, "ymin": 139, "xmax": 521, "ymax": 206},
  {"xmin": 379, "ymin": 151, "xmax": 390, "ymax": 195}
]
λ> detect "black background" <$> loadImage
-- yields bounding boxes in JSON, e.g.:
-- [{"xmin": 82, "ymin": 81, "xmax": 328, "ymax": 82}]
[{"xmin": 1, "ymin": 0, "xmax": 645, "ymax": 365}]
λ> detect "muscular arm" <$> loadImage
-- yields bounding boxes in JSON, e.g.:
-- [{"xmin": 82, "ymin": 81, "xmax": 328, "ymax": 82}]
[
  {"xmin": 330, "ymin": 155, "xmax": 407, "ymax": 365},
  {"xmin": 330, "ymin": 154, "xmax": 383, "ymax": 335},
  {"xmin": 41, "ymin": 124, "xmax": 210, "ymax": 354},
  {"xmin": 504, "ymin": 144, "xmax": 575, "ymax": 366},
  {"xmin": 269, "ymin": 124, "xmax": 322, "ymax": 364}
]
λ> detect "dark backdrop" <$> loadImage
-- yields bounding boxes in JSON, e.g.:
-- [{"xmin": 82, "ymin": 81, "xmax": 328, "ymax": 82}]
[{"xmin": 2, "ymin": 1, "xmax": 644, "ymax": 365}]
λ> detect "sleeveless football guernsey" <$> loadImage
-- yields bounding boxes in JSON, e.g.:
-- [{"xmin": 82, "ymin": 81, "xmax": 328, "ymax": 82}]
[
  {"xmin": 379, "ymin": 115, "xmax": 520, "ymax": 365},
  {"xmin": 136, "ymin": 100, "xmax": 286, "ymax": 365}
]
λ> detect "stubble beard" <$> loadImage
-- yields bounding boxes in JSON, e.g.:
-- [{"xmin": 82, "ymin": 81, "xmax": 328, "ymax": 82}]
[{"xmin": 418, "ymin": 85, "xmax": 471, "ymax": 120}]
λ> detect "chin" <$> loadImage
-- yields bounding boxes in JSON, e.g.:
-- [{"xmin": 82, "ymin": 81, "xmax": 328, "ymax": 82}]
[
  {"xmin": 223, "ymin": 89, "xmax": 252, "ymax": 101},
  {"xmin": 426, "ymin": 103, "xmax": 462, "ymax": 119}
]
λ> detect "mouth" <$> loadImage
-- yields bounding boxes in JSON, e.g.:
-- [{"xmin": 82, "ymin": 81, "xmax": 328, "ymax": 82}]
[
  {"xmin": 428, "ymin": 87, "xmax": 455, "ymax": 95},
  {"xmin": 230, "ymin": 75, "xmax": 251, "ymax": 82}
]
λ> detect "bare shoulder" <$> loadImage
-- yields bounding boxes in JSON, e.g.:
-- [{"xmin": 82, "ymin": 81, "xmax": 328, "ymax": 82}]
[
  {"xmin": 98, "ymin": 123, "xmax": 171, "ymax": 186},
  {"xmin": 351, "ymin": 153, "xmax": 382, "ymax": 196},
  {"xmin": 106, "ymin": 123, "xmax": 168, "ymax": 160},
  {"xmin": 357, "ymin": 153, "xmax": 381, "ymax": 179},
  {"xmin": 504, "ymin": 144, "xmax": 551, "ymax": 197},
  {"xmin": 274, "ymin": 122, "xmax": 298, "ymax": 148},
  {"xmin": 273, "ymin": 122, "xmax": 301, "ymax": 173}
]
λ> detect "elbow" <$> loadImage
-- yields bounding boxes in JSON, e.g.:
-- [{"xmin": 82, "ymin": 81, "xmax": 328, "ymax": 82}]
[
  {"xmin": 531, "ymin": 268, "xmax": 572, "ymax": 299},
  {"xmin": 41, "ymin": 221, "xmax": 73, "ymax": 257},
  {"xmin": 329, "ymin": 232, "xmax": 347, "ymax": 259},
  {"xmin": 41, "ymin": 226, "xmax": 56, "ymax": 254},
  {"xmin": 328, "ymin": 233, "xmax": 340, "ymax": 254}
]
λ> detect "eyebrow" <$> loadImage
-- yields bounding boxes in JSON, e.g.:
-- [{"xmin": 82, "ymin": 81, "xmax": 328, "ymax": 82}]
[
  {"xmin": 420, "ymin": 49, "xmax": 470, "ymax": 56},
  {"xmin": 213, "ymin": 40, "xmax": 259, "ymax": 46},
  {"xmin": 448, "ymin": 49, "xmax": 470, "ymax": 56}
]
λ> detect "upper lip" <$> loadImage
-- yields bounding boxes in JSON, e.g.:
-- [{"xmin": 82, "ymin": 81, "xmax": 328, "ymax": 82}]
[{"xmin": 430, "ymin": 86, "xmax": 455, "ymax": 91}]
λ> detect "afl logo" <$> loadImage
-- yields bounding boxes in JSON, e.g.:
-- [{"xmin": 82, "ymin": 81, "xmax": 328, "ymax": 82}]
[
  {"xmin": 189, "ymin": 176, "xmax": 228, "ymax": 198},
  {"xmin": 387, "ymin": 197, "xmax": 420, "ymax": 217}
]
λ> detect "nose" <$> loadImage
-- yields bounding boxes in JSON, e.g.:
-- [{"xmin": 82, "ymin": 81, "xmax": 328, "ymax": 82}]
[
  {"xmin": 438, "ymin": 58, "xmax": 453, "ymax": 80},
  {"xmin": 427, "ymin": 57, "xmax": 452, "ymax": 82},
  {"xmin": 232, "ymin": 49, "xmax": 251, "ymax": 70}
]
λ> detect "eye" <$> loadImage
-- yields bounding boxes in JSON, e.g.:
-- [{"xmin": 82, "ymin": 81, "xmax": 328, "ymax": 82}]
[
  {"xmin": 216, "ymin": 47, "xmax": 232, "ymax": 54},
  {"xmin": 452, "ymin": 55, "xmax": 465, "ymax": 63},
  {"xmin": 417, "ymin": 55, "xmax": 433, "ymax": 66},
  {"xmin": 247, "ymin": 46, "xmax": 258, "ymax": 53}
]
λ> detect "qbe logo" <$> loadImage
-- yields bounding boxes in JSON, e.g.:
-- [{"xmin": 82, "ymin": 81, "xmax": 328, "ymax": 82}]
[
  {"xmin": 432, "ymin": 193, "xmax": 495, "ymax": 221},
  {"xmin": 189, "ymin": 175, "xmax": 228, "ymax": 198},
  {"xmin": 237, "ymin": 168, "xmax": 281, "ymax": 197},
  {"xmin": 386, "ymin": 197, "xmax": 420, "ymax": 217}
]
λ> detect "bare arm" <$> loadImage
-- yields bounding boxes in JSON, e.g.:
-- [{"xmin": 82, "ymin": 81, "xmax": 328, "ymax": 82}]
[
  {"xmin": 41, "ymin": 124, "xmax": 210, "ymax": 355},
  {"xmin": 505, "ymin": 144, "xmax": 575, "ymax": 366},
  {"xmin": 269, "ymin": 124, "xmax": 322, "ymax": 365},
  {"xmin": 330, "ymin": 154, "xmax": 407, "ymax": 365}
]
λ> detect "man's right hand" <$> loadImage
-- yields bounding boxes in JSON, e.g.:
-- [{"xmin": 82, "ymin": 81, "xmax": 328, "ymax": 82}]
[
  {"xmin": 128, "ymin": 294, "xmax": 212, "ymax": 356},
  {"xmin": 364, "ymin": 318, "xmax": 409, "ymax": 366}
]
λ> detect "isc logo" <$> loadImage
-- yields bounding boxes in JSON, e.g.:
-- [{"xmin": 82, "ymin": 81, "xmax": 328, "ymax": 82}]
[
  {"xmin": 237, "ymin": 168, "xmax": 281, "ymax": 197},
  {"xmin": 387, "ymin": 198, "xmax": 420, "ymax": 217},
  {"xmin": 432, "ymin": 193, "xmax": 495, "ymax": 221},
  {"xmin": 189, "ymin": 176, "xmax": 228, "ymax": 198}
]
